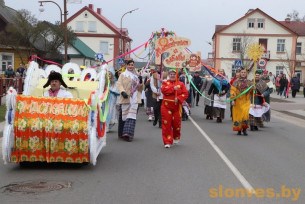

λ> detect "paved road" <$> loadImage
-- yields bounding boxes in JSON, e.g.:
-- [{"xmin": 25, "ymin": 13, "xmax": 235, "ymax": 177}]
[{"xmin": 1, "ymin": 99, "xmax": 305, "ymax": 204}]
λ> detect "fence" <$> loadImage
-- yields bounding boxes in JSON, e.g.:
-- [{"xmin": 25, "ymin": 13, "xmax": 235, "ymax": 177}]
[{"xmin": 0, "ymin": 77, "xmax": 24, "ymax": 105}]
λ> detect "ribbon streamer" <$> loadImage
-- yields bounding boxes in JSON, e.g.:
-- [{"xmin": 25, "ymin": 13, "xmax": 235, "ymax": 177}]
[{"xmin": 184, "ymin": 68, "xmax": 252, "ymax": 103}]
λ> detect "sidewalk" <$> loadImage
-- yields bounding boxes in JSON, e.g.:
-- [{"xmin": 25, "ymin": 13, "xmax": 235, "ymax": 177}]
[{"xmin": 270, "ymin": 92, "xmax": 305, "ymax": 120}]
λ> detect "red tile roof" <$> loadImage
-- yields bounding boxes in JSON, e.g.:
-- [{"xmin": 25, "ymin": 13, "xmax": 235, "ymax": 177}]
[
  {"xmin": 215, "ymin": 25, "xmax": 227, "ymax": 33},
  {"xmin": 279, "ymin": 21, "xmax": 305, "ymax": 36}
]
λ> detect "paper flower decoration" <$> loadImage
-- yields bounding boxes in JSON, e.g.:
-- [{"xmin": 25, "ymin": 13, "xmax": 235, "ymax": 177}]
[{"xmin": 246, "ymin": 43, "xmax": 264, "ymax": 62}]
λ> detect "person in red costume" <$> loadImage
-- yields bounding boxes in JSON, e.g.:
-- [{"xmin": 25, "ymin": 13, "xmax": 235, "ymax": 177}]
[{"xmin": 161, "ymin": 69, "xmax": 189, "ymax": 148}]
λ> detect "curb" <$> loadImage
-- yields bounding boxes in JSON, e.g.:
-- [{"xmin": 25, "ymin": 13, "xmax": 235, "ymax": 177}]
[{"xmin": 272, "ymin": 110, "xmax": 305, "ymax": 128}]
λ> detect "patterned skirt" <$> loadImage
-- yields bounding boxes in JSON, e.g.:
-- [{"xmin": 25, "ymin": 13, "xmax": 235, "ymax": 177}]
[
  {"xmin": 249, "ymin": 114, "xmax": 264, "ymax": 127},
  {"xmin": 204, "ymin": 105, "xmax": 213, "ymax": 116}
]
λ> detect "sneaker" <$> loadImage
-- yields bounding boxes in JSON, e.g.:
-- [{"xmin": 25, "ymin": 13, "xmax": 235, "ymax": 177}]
[
  {"xmin": 148, "ymin": 116, "xmax": 152, "ymax": 121},
  {"xmin": 164, "ymin": 144, "xmax": 171, "ymax": 148},
  {"xmin": 173, "ymin": 140, "xmax": 180, "ymax": 145}
]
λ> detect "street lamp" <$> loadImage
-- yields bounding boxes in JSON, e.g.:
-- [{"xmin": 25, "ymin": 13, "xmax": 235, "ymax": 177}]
[
  {"xmin": 38, "ymin": 0, "xmax": 68, "ymax": 63},
  {"xmin": 120, "ymin": 8, "xmax": 139, "ymax": 54}
]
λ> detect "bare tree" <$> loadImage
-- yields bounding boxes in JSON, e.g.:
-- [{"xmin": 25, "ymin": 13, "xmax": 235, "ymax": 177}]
[
  {"xmin": 230, "ymin": 33, "xmax": 255, "ymax": 70},
  {"xmin": 287, "ymin": 10, "xmax": 305, "ymax": 22},
  {"xmin": 0, "ymin": 9, "xmax": 76, "ymax": 62}
]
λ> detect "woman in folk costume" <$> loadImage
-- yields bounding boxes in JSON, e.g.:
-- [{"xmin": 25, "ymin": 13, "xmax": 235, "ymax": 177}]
[
  {"xmin": 229, "ymin": 68, "xmax": 241, "ymax": 119},
  {"xmin": 249, "ymin": 71, "xmax": 271, "ymax": 131},
  {"xmin": 161, "ymin": 69, "xmax": 188, "ymax": 148},
  {"xmin": 230, "ymin": 68, "xmax": 253, "ymax": 136},
  {"xmin": 179, "ymin": 68, "xmax": 191, "ymax": 121},
  {"xmin": 106, "ymin": 67, "xmax": 120, "ymax": 133},
  {"xmin": 117, "ymin": 60, "xmax": 143, "ymax": 142},
  {"xmin": 144, "ymin": 69, "xmax": 155, "ymax": 121},
  {"xmin": 208, "ymin": 69, "xmax": 229, "ymax": 123},
  {"xmin": 260, "ymin": 70, "xmax": 273, "ymax": 123},
  {"xmin": 150, "ymin": 65, "xmax": 168, "ymax": 127},
  {"xmin": 201, "ymin": 72, "xmax": 214, "ymax": 120}
]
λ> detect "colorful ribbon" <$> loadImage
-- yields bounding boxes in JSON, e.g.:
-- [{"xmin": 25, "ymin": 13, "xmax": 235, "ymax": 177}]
[
  {"xmin": 184, "ymin": 68, "xmax": 253, "ymax": 102},
  {"xmin": 30, "ymin": 55, "xmax": 63, "ymax": 67}
]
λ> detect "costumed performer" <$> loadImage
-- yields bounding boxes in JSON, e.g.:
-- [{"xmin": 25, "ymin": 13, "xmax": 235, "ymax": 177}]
[
  {"xmin": 179, "ymin": 68, "xmax": 191, "ymax": 121},
  {"xmin": 161, "ymin": 69, "xmax": 188, "ymax": 148},
  {"xmin": 261, "ymin": 70, "xmax": 273, "ymax": 122},
  {"xmin": 201, "ymin": 72, "xmax": 214, "ymax": 120},
  {"xmin": 208, "ymin": 69, "xmax": 229, "ymax": 123},
  {"xmin": 230, "ymin": 68, "xmax": 253, "ymax": 136},
  {"xmin": 106, "ymin": 67, "xmax": 120, "ymax": 133},
  {"xmin": 43, "ymin": 71, "xmax": 73, "ymax": 98},
  {"xmin": 151, "ymin": 65, "xmax": 168, "ymax": 128},
  {"xmin": 117, "ymin": 60, "xmax": 143, "ymax": 142},
  {"xmin": 249, "ymin": 71, "xmax": 271, "ymax": 131}
]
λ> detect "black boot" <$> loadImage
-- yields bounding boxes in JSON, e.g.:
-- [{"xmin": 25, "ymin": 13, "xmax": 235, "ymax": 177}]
[
  {"xmin": 206, "ymin": 115, "xmax": 209, "ymax": 120},
  {"xmin": 250, "ymin": 126, "xmax": 254, "ymax": 131},
  {"xmin": 237, "ymin": 131, "xmax": 242, "ymax": 135},
  {"xmin": 216, "ymin": 117, "xmax": 221, "ymax": 123},
  {"xmin": 242, "ymin": 129, "xmax": 248, "ymax": 136},
  {"xmin": 209, "ymin": 116, "xmax": 213, "ymax": 120},
  {"xmin": 254, "ymin": 126, "xmax": 258, "ymax": 131},
  {"xmin": 153, "ymin": 119, "xmax": 157, "ymax": 126}
]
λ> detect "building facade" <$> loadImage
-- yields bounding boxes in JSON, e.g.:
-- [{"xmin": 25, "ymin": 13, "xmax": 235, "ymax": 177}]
[
  {"xmin": 211, "ymin": 8, "xmax": 305, "ymax": 81},
  {"xmin": 66, "ymin": 4, "xmax": 132, "ymax": 68}
]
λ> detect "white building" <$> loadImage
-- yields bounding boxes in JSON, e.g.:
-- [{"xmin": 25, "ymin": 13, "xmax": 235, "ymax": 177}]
[
  {"xmin": 211, "ymin": 8, "xmax": 305, "ymax": 81},
  {"xmin": 66, "ymin": 4, "xmax": 132, "ymax": 68}
]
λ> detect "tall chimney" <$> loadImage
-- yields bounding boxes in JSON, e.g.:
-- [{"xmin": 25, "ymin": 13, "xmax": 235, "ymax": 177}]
[
  {"xmin": 88, "ymin": 4, "xmax": 93, "ymax": 10},
  {"xmin": 97, "ymin": 8, "xmax": 101, "ymax": 15},
  {"xmin": 285, "ymin": 17, "xmax": 291, "ymax": 22}
]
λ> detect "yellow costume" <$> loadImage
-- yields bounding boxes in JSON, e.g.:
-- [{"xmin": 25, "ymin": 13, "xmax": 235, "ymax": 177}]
[{"xmin": 230, "ymin": 78, "xmax": 252, "ymax": 131}]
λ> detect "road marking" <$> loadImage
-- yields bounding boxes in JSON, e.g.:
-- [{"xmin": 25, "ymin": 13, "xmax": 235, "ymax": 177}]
[{"xmin": 189, "ymin": 116, "xmax": 255, "ymax": 192}]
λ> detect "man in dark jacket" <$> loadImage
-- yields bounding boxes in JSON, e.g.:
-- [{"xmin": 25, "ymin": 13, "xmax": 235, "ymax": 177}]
[
  {"xmin": 192, "ymin": 71, "xmax": 202, "ymax": 106},
  {"xmin": 290, "ymin": 73, "xmax": 300, "ymax": 98}
]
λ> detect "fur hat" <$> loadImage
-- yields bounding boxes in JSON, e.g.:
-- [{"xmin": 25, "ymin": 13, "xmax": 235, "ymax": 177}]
[{"xmin": 43, "ymin": 71, "xmax": 68, "ymax": 88}]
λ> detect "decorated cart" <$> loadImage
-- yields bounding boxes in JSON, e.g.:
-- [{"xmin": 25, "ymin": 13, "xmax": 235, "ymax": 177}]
[{"xmin": 2, "ymin": 61, "xmax": 109, "ymax": 165}]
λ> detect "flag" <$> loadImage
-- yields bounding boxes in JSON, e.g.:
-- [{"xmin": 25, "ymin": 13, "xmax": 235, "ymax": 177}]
[{"xmin": 67, "ymin": 0, "xmax": 82, "ymax": 4}]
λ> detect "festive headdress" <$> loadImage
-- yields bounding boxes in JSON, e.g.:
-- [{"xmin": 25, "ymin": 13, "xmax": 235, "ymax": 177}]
[
  {"xmin": 169, "ymin": 68, "xmax": 177, "ymax": 74},
  {"xmin": 43, "ymin": 71, "xmax": 68, "ymax": 88},
  {"xmin": 256, "ymin": 70, "xmax": 263, "ymax": 74}
]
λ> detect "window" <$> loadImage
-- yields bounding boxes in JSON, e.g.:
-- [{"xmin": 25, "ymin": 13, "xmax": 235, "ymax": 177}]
[
  {"xmin": 296, "ymin": 62, "xmax": 301, "ymax": 67},
  {"xmin": 88, "ymin": 21, "xmax": 96, "ymax": 32},
  {"xmin": 296, "ymin": 42, "xmax": 302, "ymax": 55},
  {"xmin": 233, "ymin": 38, "xmax": 241, "ymax": 51},
  {"xmin": 75, "ymin": 21, "xmax": 84, "ymax": 32},
  {"xmin": 258, "ymin": 19, "xmax": 265, "ymax": 28},
  {"xmin": 1, "ymin": 53, "xmax": 13, "ymax": 74},
  {"xmin": 100, "ymin": 42, "xmax": 109, "ymax": 54},
  {"xmin": 276, "ymin": 66, "xmax": 284, "ymax": 76},
  {"xmin": 248, "ymin": 18, "xmax": 255, "ymax": 28},
  {"xmin": 277, "ymin": 39, "xmax": 285, "ymax": 52}
]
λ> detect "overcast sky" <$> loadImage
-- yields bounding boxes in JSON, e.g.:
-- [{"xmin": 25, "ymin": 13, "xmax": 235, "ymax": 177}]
[{"xmin": 5, "ymin": 0, "xmax": 305, "ymax": 61}]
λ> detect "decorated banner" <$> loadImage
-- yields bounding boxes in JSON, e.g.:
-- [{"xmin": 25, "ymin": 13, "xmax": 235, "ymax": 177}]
[
  {"xmin": 155, "ymin": 36, "xmax": 191, "ymax": 68},
  {"xmin": 186, "ymin": 52, "xmax": 201, "ymax": 72},
  {"xmin": 10, "ymin": 95, "xmax": 91, "ymax": 163}
]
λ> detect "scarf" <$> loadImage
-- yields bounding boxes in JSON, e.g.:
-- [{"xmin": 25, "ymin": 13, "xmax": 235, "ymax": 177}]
[{"xmin": 232, "ymin": 77, "xmax": 252, "ymax": 93}]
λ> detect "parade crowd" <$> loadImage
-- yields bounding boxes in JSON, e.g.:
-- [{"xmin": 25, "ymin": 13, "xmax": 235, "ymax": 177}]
[{"xmin": 41, "ymin": 59, "xmax": 305, "ymax": 148}]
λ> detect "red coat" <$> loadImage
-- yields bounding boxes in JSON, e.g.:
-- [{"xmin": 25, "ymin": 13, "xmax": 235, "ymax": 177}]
[
  {"xmin": 160, "ymin": 80, "xmax": 189, "ymax": 145},
  {"xmin": 161, "ymin": 80, "xmax": 189, "ymax": 104}
]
